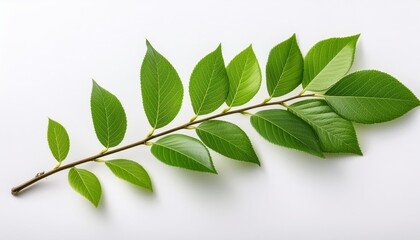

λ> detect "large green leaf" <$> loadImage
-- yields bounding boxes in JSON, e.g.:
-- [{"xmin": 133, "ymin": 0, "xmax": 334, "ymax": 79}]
[
  {"xmin": 302, "ymin": 35, "xmax": 359, "ymax": 92},
  {"xmin": 105, "ymin": 159, "xmax": 152, "ymax": 191},
  {"xmin": 91, "ymin": 80, "xmax": 127, "ymax": 148},
  {"xmin": 47, "ymin": 118, "xmax": 70, "ymax": 162},
  {"xmin": 151, "ymin": 134, "xmax": 216, "ymax": 173},
  {"xmin": 226, "ymin": 45, "xmax": 262, "ymax": 107},
  {"xmin": 288, "ymin": 99, "xmax": 362, "ymax": 155},
  {"xmin": 68, "ymin": 168, "xmax": 102, "ymax": 207},
  {"xmin": 250, "ymin": 109, "xmax": 324, "ymax": 158},
  {"xmin": 196, "ymin": 120, "xmax": 259, "ymax": 165},
  {"xmin": 266, "ymin": 34, "xmax": 303, "ymax": 97},
  {"xmin": 141, "ymin": 40, "xmax": 183, "ymax": 129},
  {"xmin": 325, "ymin": 70, "xmax": 420, "ymax": 123},
  {"xmin": 189, "ymin": 45, "xmax": 229, "ymax": 115}
]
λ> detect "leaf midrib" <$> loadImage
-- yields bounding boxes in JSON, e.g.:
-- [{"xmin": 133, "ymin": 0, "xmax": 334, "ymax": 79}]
[
  {"xmin": 270, "ymin": 41, "xmax": 294, "ymax": 97},
  {"xmin": 153, "ymin": 141, "xmax": 211, "ymax": 170},
  {"xmin": 149, "ymin": 48, "xmax": 162, "ymax": 129},
  {"xmin": 73, "ymin": 169, "xmax": 96, "ymax": 204},
  {"xmin": 289, "ymin": 106, "xmax": 359, "ymax": 152},
  {"xmin": 229, "ymin": 50, "xmax": 250, "ymax": 106},
  {"xmin": 196, "ymin": 54, "xmax": 219, "ymax": 115},
  {"xmin": 96, "ymin": 86, "xmax": 112, "ymax": 147},
  {"xmin": 254, "ymin": 114, "xmax": 318, "ymax": 152},
  {"xmin": 325, "ymin": 95, "xmax": 419, "ymax": 103},
  {"xmin": 52, "ymin": 124, "xmax": 63, "ymax": 160},
  {"xmin": 197, "ymin": 127, "xmax": 254, "ymax": 160},
  {"xmin": 107, "ymin": 162, "xmax": 146, "ymax": 186}
]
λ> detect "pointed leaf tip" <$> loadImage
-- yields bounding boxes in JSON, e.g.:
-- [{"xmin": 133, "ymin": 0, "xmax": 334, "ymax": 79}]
[{"xmin": 145, "ymin": 39, "xmax": 152, "ymax": 47}]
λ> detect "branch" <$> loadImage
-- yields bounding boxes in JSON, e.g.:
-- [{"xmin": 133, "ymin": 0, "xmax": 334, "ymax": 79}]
[{"xmin": 11, "ymin": 94, "xmax": 315, "ymax": 195}]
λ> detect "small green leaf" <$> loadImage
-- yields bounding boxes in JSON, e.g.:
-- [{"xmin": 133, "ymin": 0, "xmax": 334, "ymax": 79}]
[
  {"xmin": 47, "ymin": 118, "xmax": 70, "ymax": 162},
  {"xmin": 196, "ymin": 120, "xmax": 259, "ymax": 165},
  {"xmin": 91, "ymin": 80, "xmax": 127, "ymax": 148},
  {"xmin": 68, "ymin": 168, "xmax": 102, "ymax": 207},
  {"xmin": 302, "ymin": 35, "xmax": 359, "ymax": 92},
  {"xmin": 226, "ymin": 45, "xmax": 262, "ymax": 107},
  {"xmin": 266, "ymin": 34, "xmax": 303, "ymax": 97},
  {"xmin": 151, "ymin": 134, "xmax": 216, "ymax": 173},
  {"xmin": 141, "ymin": 40, "xmax": 184, "ymax": 129},
  {"xmin": 105, "ymin": 159, "xmax": 152, "ymax": 191},
  {"xmin": 250, "ymin": 109, "xmax": 324, "ymax": 158},
  {"xmin": 189, "ymin": 45, "xmax": 229, "ymax": 115},
  {"xmin": 288, "ymin": 99, "xmax": 362, "ymax": 155},
  {"xmin": 325, "ymin": 70, "xmax": 420, "ymax": 123}
]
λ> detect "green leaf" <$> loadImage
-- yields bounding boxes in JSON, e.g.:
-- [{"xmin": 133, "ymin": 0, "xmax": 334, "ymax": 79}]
[
  {"xmin": 226, "ymin": 45, "xmax": 262, "ymax": 107},
  {"xmin": 266, "ymin": 34, "xmax": 303, "ymax": 97},
  {"xmin": 325, "ymin": 70, "xmax": 420, "ymax": 123},
  {"xmin": 151, "ymin": 134, "xmax": 216, "ymax": 173},
  {"xmin": 250, "ymin": 109, "xmax": 324, "ymax": 158},
  {"xmin": 47, "ymin": 118, "xmax": 70, "ymax": 162},
  {"xmin": 189, "ymin": 45, "xmax": 229, "ymax": 115},
  {"xmin": 288, "ymin": 99, "xmax": 362, "ymax": 155},
  {"xmin": 68, "ymin": 168, "xmax": 102, "ymax": 207},
  {"xmin": 196, "ymin": 120, "xmax": 259, "ymax": 165},
  {"xmin": 302, "ymin": 35, "xmax": 359, "ymax": 92},
  {"xmin": 91, "ymin": 80, "xmax": 127, "ymax": 148},
  {"xmin": 141, "ymin": 40, "xmax": 184, "ymax": 129},
  {"xmin": 105, "ymin": 159, "xmax": 152, "ymax": 191}
]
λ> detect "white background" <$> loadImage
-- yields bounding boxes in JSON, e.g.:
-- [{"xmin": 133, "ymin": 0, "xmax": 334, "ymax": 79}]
[{"xmin": 1, "ymin": 0, "xmax": 419, "ymax": 239}]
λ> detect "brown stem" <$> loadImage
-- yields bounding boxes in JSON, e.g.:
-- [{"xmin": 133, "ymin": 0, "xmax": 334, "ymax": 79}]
[{"xmin": 11, "ymin": 94, "xmax": 315, "ymax": 195}]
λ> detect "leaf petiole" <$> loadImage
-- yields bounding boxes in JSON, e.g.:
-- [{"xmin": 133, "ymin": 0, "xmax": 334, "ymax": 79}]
[
  {"xmin": 189, "ymin": 115, "xmax": 198, "ymax": 122},
  {"xmin": 53, "ymin": 162, "xmax": 61, "ymax": 169},
  {"xmin": 263, "ymin": 97, "xmax": 272, "ymax": 104},
  {"xmin": 241, "ymin": 111, "xmax": 254, "ymax": 116},
  {"xmin": 100, "ymin": 148, "xmax": 109, "ymax": 154},
  {"xmin": 298, "ymin": 89, "xmax": 306, "ymax": 96},
  {"xmin": 222, "ymin": 107, "xmax": 231, "ymax": 113},
  {"xmin": 146, "ymin": 128, "xmax": 155, "ymax": 138}
]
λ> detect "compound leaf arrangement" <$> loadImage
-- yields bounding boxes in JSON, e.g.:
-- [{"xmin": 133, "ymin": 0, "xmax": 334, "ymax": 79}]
[{"xmin": 11, "ymin": 34, "xmax": 419, "ymax": 208}]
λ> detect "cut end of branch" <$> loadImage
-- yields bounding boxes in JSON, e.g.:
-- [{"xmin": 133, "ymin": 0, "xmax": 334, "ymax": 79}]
[{"xmin": 11, "ymin": 188, "xmax": 19, "ymax": 196}]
